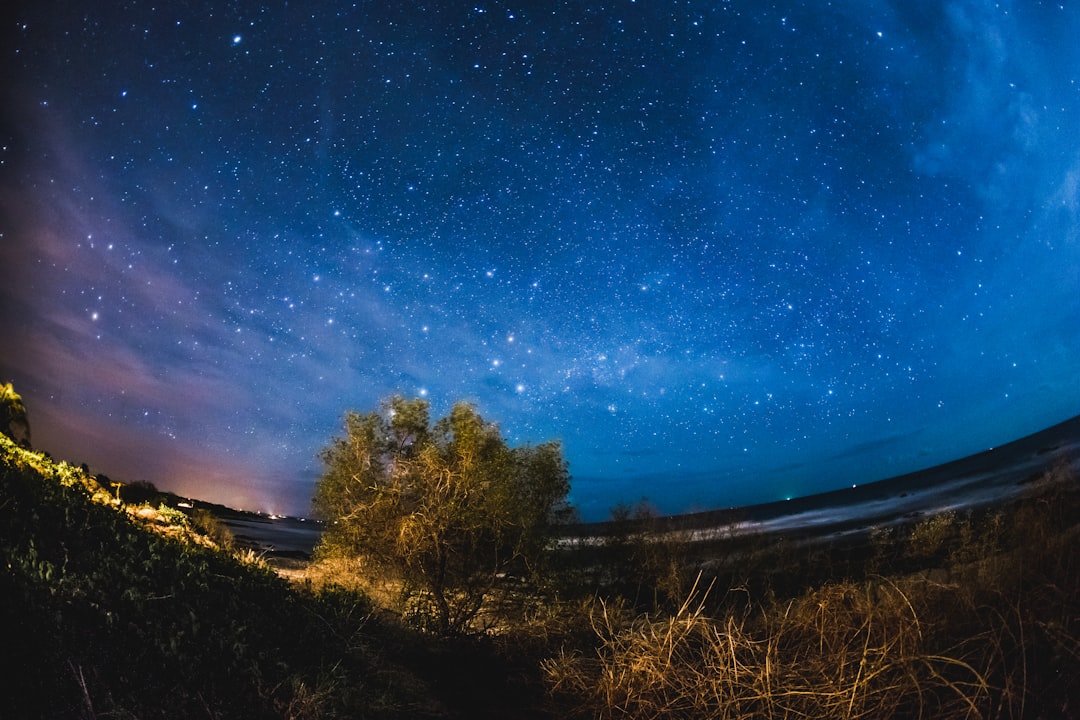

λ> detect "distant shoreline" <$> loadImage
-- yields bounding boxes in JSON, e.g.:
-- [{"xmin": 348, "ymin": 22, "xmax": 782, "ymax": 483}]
[
  {"xmin": 562, "ymin": 413, "xmax": 1080, "ymax": 537},
  {"xmin": 211, "ymin": 414, "xmax": 1080, "ymax": 558},
  {"xmin": 218, "ymin": 514, "xmax": 324, "ymax": 558}
]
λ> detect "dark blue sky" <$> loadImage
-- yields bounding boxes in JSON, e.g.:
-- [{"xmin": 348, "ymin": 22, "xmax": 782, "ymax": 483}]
[{"xmin": 3, "ymin": 1, "xmax": 1078, "ymax": 520}]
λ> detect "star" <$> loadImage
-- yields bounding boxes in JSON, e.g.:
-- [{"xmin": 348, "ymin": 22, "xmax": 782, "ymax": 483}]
[{"xmin": 1, "ymin": 0, "xmax": 1077, "ymax": 520}]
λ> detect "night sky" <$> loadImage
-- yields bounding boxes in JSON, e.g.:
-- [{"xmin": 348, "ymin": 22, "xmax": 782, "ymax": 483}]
[{"xmin": 2, "ymin": 1, "xmax": 1078, "ymax": 520}]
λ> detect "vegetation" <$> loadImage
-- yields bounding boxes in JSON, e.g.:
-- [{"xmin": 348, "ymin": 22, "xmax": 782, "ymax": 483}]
[
  {"xmin": 0, "ymin": 428, "xmax": 448, "ymax": 718},
  {"xmin": 544, "ymin": 464, "xmax": 1080, "ymax": 719},
  {"xmin": 1, "ymin": 381, "xmax": 31, "ymax": 447},
  {"xmin": 313, "ymin": 396, "xmax": 572, "ymax": 634},
  {"xmin": 1, "ymin": 382, "xmax": 1077, "ymax": 718}
]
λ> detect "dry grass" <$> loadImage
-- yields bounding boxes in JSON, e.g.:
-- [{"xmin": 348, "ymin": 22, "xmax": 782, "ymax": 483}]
[
  {"xmin": 545, "ymin": 574, "xmax": 993, "ymax": 719},
  {"xmin": 544, "ymin": 464, "xmax": 1080, "ymax": 719}
]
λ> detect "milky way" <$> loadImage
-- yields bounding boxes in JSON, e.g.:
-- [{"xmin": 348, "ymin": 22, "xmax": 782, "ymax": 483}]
[{"xmin": 2, "ymin": 1, "xmax": 1078, "ymax": 519}]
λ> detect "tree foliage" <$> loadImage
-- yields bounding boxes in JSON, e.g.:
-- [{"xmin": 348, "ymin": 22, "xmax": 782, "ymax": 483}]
[
  {"xmin": 313, "ymin": 396, "xmax": 572, "ymax": 633},
  {"xmin": 1, "ymin": 382, "xmax": 31, "ymax": 448}
]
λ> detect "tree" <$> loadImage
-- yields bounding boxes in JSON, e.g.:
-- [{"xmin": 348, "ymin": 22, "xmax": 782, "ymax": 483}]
[
  {"xmin": 313, "ymin": 396, "xmax": 572, "ymax": 633},
  {"xmin": 0, "ymin": 382, "xmax": 31, "ymax": 448}
]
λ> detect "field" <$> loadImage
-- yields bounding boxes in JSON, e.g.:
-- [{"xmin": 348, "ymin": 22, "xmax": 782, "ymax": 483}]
[{"xmin": 1, "ymin": 420, "xmax": 1078, "ymax": 718}]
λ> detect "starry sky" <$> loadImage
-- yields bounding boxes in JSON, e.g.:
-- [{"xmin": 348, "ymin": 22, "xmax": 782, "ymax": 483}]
[{"xmin": 2, "ymin": 1, "xmax": 1078, "ymax": 520}]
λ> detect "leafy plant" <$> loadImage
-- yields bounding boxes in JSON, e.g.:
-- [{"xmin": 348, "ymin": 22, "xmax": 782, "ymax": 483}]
[
  {"xmin": 313, "ymin": 396, "xmax": 573, "ymax": 634},
  {"xmin": 0, "ymin": 381, "xmax": 31, "ymax": 447}
]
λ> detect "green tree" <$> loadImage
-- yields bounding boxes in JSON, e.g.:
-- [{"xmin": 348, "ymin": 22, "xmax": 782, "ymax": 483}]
[
  {"xmin": 0, "ymin": 382, "xmax": 31, "ymax": 448},
  {"xmin": 313, "ymin": 396, "xmax": 572, "ymax": 634}
]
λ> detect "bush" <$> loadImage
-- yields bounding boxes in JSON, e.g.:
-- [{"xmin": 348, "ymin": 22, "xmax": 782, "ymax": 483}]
[{"xmin": 313, "ymin": 396, "xmax": 572, "ymax": 634}]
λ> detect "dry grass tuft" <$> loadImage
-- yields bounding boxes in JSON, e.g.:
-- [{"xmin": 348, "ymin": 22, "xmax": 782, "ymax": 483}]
[{"xmin": 546, "ymin": 573, "xmax": 993, "ymax": 719}]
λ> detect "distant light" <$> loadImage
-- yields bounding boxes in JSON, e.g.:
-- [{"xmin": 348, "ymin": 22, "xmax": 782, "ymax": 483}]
[{"xmin": 232, "ymin": 35, "xmax": 242, "ymax": 45}]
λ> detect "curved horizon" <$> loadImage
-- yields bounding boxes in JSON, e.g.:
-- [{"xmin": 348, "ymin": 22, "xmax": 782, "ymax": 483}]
[{"xmin": 3, "ymin": 1, "xmax": 1079, "ymax": 521}]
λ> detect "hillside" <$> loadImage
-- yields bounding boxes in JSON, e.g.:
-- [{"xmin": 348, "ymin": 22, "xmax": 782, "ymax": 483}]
[{"xmin": 0, "ymin": 432, "xmax": 472, "ymax": 718}]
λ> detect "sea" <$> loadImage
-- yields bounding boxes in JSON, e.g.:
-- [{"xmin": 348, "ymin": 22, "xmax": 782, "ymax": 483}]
[{"xmin": 219, "ymin": 514, "xmax": 324, "ymax": 558}]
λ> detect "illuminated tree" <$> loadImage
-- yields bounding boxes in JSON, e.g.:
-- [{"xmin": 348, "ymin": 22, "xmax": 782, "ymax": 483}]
[
  {"xmin": 0, "ymin": 382, "xmax": 31, "ymax": 448},
  {"xmin": 313, "ymin": 396, "xmax": 572, "ymax": 634}
]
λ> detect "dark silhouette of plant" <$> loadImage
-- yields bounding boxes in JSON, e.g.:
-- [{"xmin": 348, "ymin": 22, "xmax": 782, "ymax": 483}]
[{"xmin": 117, "ymin": 479, "xmax": 165, "ymax": 505}]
